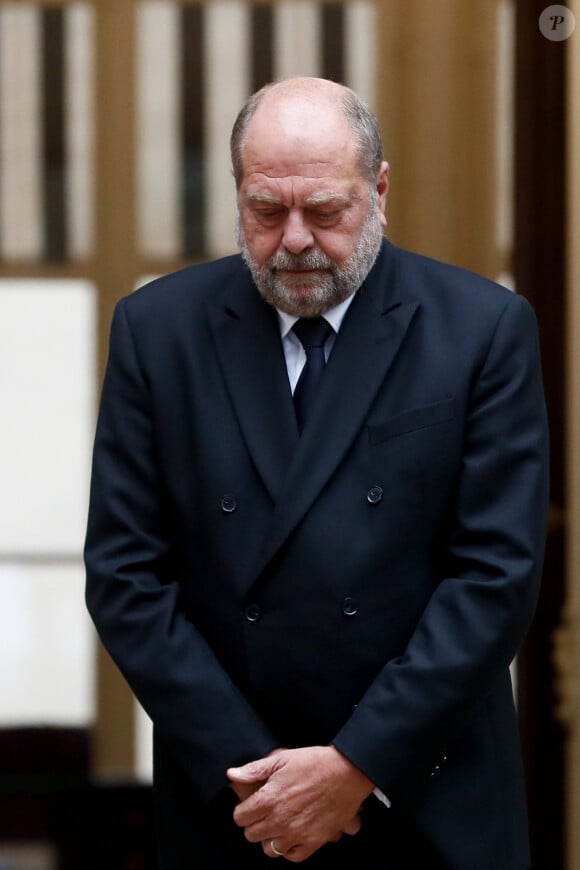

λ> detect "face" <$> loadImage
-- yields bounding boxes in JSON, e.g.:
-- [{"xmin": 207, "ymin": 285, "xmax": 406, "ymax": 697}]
[{"xmin": 236, "ymin": 94, "xmax": 389, "ymax": 317}]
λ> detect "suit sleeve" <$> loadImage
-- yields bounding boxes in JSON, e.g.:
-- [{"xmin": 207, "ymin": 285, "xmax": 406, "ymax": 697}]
[
  {"xmin": 84, "ymin": 298, "xmax": 278, "ymax": 801},
  {"xmin": 332, "ymin": 292, "xmax": 549, "ymax": 804}
]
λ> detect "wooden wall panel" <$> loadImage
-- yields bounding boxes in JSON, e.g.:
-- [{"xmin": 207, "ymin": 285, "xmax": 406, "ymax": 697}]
[{"xmin": 376, "ymin": 0, "xmax": 499, "ymax": 278}]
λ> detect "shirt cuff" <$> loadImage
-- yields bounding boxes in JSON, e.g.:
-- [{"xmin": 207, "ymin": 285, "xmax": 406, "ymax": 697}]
[{"xmin": 373, "ymin": 787, "xmax": 391, "ymax": 808}]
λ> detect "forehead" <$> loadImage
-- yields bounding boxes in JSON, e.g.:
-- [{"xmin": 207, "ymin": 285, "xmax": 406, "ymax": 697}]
[{"xmin": 240, "ymin": 93, "xmax": 362, "ymax": 197}]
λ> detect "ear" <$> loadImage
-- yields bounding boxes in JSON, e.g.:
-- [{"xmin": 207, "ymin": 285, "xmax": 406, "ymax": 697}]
[{"xmin": 376, "ymin": 161, "xmax": 389, "ymax": 228}]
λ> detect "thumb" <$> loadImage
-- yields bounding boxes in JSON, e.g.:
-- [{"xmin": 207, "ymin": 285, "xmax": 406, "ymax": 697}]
[{"xmin": 227, "ymin": 754, "xmax": 281, "ymax": 784}]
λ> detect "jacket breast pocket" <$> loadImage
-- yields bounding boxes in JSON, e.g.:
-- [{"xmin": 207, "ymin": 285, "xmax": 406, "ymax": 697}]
[{"xmin": 368, "ymin": 397, "xmax": 456, "ymax": 446}]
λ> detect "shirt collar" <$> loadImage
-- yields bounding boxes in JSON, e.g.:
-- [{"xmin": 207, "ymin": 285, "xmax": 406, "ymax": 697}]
[{"xmin": 275, "ymin": 291, "xmax": 358, "ymax": 339}]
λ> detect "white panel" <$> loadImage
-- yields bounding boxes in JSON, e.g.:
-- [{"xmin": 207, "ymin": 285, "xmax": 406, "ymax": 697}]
[
  {"xmin": 0, "ymin": 6, "xmax": 43, "ymax": 259},
  {"xmin": 204, "ymin": 1, "xmax": 250, "ymax": 257},
  {"xmin": 65, "ymin": 5, "xmax": 95, "ymax": 260},
  {"xmin": 274, "ymin": 2, "xmax": 320, "ymax": 80},
  {"xmin": 0, "ymin": 281, "xmax": 96, "ymax": 553},
  {"xmin": 0, "ymin": 561, "xmax": 94, "ymax": 725},
  {"xmin": 344, "ymin": 1, "xmax": 377, "ymax": 109},
  {"xmin": 137, "ymin": 2, "xmax": 181, "ymax": 258}
]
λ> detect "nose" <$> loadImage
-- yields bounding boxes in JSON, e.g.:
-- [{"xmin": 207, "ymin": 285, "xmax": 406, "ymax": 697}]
[{"xmin": 281, "ymin": 210, "xmax": 314, "ymax": 255}]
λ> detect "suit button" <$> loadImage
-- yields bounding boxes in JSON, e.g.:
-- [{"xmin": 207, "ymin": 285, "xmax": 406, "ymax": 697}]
[
  {"xmin": 342, "ymin": 597, "xmax": 358, "ymax": 617},
  {"xmin": 367, "ymin": 485, "xmax": 383, "ymax": 504},
  {"xmin": 221, "ymin": 494, "xmax": 237, "ymax": 513},
  {"xmin": 245, "ymin": 604, "xmax": 262, "ymax": 623}
]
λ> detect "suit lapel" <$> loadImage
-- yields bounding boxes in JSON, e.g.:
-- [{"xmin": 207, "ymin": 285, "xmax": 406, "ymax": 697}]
[
  {"xmin": 208, "ymin": 266, "xmax": 299, "ymax": 502},
  {"xmin": 254, "ymin": 242, "xmax": 420, "ymax": 577}
]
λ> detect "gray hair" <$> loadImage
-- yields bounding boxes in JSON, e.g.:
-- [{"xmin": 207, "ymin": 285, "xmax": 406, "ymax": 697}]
[{"xmin": 230, "ymin": 78, "xmax": 383, "ymax": 188}]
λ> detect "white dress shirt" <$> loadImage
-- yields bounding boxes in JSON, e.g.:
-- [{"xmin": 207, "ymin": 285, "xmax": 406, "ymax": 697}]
[{"xmin": 275, "ymin": 292, "xmax": 356, "ymax": 393}]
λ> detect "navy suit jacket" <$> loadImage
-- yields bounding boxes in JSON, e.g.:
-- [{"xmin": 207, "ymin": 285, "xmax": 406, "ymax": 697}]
[{"xmin": 85, "ymin": 241, "xmax": 549, "ymax": 869}]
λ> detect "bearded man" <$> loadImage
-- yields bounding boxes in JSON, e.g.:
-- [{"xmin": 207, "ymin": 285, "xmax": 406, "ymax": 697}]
[{"xmin": 85, "ymin": 77, "xmax": 548, "ymax": 869}]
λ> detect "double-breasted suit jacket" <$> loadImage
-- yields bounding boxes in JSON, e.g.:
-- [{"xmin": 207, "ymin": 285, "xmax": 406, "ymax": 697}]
[{"xmin": 85, "ymin": 240, "xmax": 549, "ymax": 869}]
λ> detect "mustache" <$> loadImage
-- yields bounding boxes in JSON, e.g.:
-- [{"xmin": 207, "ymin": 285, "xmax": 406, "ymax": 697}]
[{"xmin": 267, "ymin": 248, "xmax": 335, "ymax": 272}]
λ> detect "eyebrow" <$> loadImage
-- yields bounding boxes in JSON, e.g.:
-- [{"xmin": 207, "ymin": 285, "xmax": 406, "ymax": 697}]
[
  {"xmin": 245, "ymin": 191, "xmax": 352, "ymax": 208},
  {"xmin": 245, "ymin": 192, "xmax": 283, "ymax": 205},
  {"xmin": 304, "ymin": 193, "xmax": 352, "ymax": 208}
]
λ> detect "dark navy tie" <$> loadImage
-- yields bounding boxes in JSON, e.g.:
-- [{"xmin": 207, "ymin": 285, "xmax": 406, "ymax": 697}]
[{"xmin": 292, "ymin": 317, "xmax": 334, "ymax": 433}]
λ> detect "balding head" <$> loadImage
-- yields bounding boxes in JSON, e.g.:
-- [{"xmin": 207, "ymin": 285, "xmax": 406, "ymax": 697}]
[{"xmin": 230, "ymin": 77, "xmax": 383, "ymax": 189}]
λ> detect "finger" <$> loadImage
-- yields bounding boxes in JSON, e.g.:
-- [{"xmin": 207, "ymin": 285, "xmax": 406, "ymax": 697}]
[
  {"xmin": 232, "ymin": 786, "xmax": 271, "ymax": 828},
  {"xmin": 227, "ymin": 755, "xmax": 279, "ymax": 784},
  {"xmin": 243, "ymin": 821, "xmax": 272, "ymax": 844},
  {"xmin": 283, "ymin": 843, "xmax": 320, "ymax": 863},
  {"xmin": 263, "ymin": 838, "xmax": 288, "ymax": 859},
  {"xmin": 230, "ymin": 781, "xmax": 260, "ymax": 802},
  {"xmin": 232, "ymin": 799, "xmax": 268, "ymax": 830},
  {"xmin": 342, "ymin": 814, "xmax": 362, "ymax": 837}
]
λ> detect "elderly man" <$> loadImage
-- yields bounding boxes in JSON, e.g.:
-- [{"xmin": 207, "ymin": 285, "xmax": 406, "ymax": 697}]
[{"xmin": 85, "ymin": 78, "xmax": 548, "ymax": 869}]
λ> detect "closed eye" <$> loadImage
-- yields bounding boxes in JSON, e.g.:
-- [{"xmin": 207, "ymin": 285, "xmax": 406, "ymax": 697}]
[
  {"xmin": 312, "ymin": 210, "xmax": 341, "ymax": 224},
  {"xmin": 254, "ymin": 208, "xmax": 286, "ymax": 225}
]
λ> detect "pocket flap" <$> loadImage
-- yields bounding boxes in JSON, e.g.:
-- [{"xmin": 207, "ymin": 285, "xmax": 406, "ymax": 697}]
[{"xmin": 368, "ymin": 398, "xmax": 456, "ymax": 445}]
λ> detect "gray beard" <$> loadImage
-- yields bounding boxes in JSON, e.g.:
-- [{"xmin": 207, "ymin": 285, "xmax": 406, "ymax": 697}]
[{"xmin": 237, "ymin": 201, "xmax": 383, "ymax": 318}]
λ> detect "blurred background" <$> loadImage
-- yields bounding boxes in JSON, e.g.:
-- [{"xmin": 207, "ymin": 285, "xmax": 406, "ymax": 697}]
[{"xmin": 0, "ymin": 0, "xmax": 578, "ymax": 867}]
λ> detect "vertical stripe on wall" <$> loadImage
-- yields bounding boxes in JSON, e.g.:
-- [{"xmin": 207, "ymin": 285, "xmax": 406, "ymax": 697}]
[
  {"xmin": 42, "ymin": 7, "xmax": 66, "ymax": 261},
  {"xmin": 0, "ymin": 14, "xmax": 3, "ymax": 256},
  {"xmin": 495, "ymin": 0, "xmax": 515, "ymax": 262},
  {"xmin": 138, "ymin": 2, "xmax": 181, "ymax": 259},
  {"xmin": 181, "ymin": 4, "xmax": 205, "ymax": 258},
  {"xmin": 251, "ymin": 4, "xmax": 274, "ymax": 92},
  {"xmin": 204, "ymin": 1, "xmax": 250, "ymax": 258},
  {"xmin": 344, "ymin": 1, "xmax": 377, "ymax": 109},
  {"xmin": 65, "ymin": 4, "xmax": 95, "ymax": 262},
  {"xmin": 321, "ymin": 3, "xmax": 344, "ymax": 83},
  {"xmin": 274, "ymin": 2, "xmax": 320, "ymax": 80},
  {"xmin": 0, "ymin": 6, "xmax": 43, "ymax": 260}
]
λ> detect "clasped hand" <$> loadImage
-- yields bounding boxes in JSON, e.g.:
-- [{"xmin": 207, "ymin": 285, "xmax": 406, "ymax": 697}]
[{"xmin": 227, "ymin": 745, "xmax": 374, "ymax": 863}]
